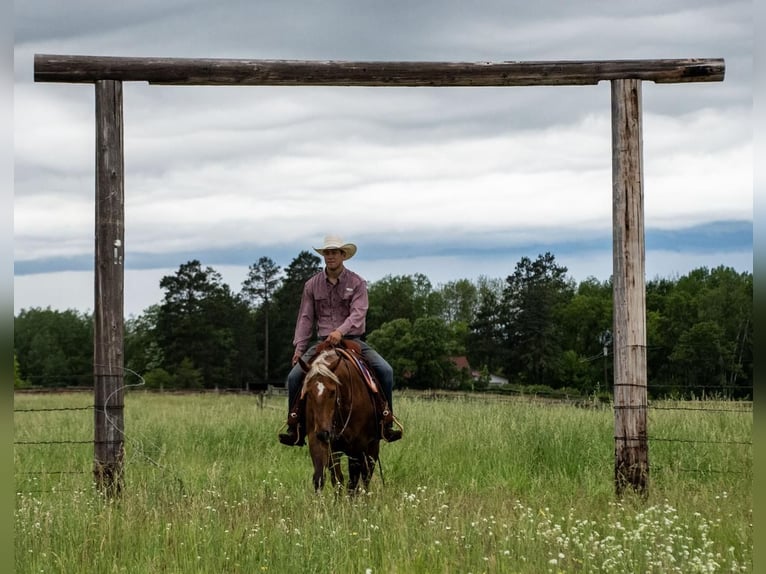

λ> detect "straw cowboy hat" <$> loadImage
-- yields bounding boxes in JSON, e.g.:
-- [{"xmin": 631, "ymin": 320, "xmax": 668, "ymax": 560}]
[{"xmin": 314, "ymin": 234, "xmax": 357, "ymax": 260}]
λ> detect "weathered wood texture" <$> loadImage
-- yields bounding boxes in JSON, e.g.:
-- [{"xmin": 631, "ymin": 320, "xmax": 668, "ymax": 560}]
[
  {"xmin": 93, "ymin": 80, "xmax": 125, "ymax": 496},
  {"xmin": 35, "ymin": 54, "xmax": 725, "ymax": 86},
  {"xmin": 611, "ymin": 79, "xmax": 649, "ymax": 497}
]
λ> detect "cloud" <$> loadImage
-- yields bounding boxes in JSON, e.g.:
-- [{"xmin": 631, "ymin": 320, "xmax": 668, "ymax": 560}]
[
  {"xmin": 12, "ymin": 1, "xmax": 753, "ymax": 315},
  {"xmin": 13, "ymin": 243, "xmax": 753, "ymax": 318}
]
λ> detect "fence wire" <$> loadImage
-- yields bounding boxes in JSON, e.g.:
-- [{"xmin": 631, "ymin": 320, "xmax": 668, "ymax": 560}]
[{"xmin": 15, "ymin": 380, "xmax": 752, "ymax": 487}]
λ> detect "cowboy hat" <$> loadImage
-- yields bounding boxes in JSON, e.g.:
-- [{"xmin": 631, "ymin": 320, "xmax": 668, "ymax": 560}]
[{"xmin": 314, "ymin": 234, "xmax": 357, "ymax": 259}]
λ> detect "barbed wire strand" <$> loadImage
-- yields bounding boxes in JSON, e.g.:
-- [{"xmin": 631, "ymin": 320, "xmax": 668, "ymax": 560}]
[
  {"xmin": 16, "ymin": 374, "xmax": 751, "ymax": 486},
  {"xmin": 16, "ymin": 366, "xmax": 188, "ymax": 492}
]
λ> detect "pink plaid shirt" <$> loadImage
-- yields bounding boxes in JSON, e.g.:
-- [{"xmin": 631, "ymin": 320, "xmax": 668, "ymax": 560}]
[{"xmin": 292, "ymin": 268, "xmax": 368, "ymax": 354}]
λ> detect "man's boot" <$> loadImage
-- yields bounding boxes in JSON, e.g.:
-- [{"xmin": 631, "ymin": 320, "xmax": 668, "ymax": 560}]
[
  {"xmin": 381, "ymin": 406, "xmax": 402, "ymax": 443},
  {"xmin": 278, "ymin": 400, "xmax": 305, "ymax": 446}
]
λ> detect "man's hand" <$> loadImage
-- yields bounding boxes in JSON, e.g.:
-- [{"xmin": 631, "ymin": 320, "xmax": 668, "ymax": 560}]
[
  {"xmin": 291, "ymin": 351, "xmax": 303, "ymax": 366},
  {"xmin": 325, "ymin": 330, "xmax": 343, "ymax": 346}
]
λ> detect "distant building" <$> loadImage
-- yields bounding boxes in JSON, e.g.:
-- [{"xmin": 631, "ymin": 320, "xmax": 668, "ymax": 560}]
[{"xmin": 448, "ymin": 356, "xmax": 508, "ymax": 387}]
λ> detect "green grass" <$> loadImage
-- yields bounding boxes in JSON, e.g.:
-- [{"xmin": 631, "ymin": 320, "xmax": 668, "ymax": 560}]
[{"xmin": 15, "ymin": 391, "xmax": 752, "ymax": 573}]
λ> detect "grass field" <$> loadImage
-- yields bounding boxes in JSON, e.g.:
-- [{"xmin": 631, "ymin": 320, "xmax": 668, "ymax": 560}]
[{"xmin": 14, "ymin": 390, "xmax": 752, "ymax": 573}]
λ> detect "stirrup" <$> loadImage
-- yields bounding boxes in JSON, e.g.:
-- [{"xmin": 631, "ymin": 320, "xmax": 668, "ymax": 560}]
[
  {"xmin": 381, "ymin": 416, "xmax": 403, "ymax": 443},
  {"xmin": 278, "ymin": 426, "xmax": 305, "ymax": 446},
  {"xmin": 278, "ymin": 412, "xmax": 305, "ymax": 446},
  {"xmin": 381, "ymin": 408, "xmax": 395, "ymax": 424}
]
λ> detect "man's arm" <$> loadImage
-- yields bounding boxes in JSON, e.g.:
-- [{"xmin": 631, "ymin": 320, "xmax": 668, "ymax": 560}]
[{"xmin": 292, "ymin": 279, "xmax": 316, "ymax": 360}]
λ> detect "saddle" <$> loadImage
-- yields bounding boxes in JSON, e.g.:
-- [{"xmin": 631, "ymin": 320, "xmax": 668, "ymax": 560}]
[
  {"xmin": 314, "ymin": 339, "xmax": 391, "ymax": 423},
  {"xmin": 284, "ymin": 339, "xmax": 401, "ymax": 445}
]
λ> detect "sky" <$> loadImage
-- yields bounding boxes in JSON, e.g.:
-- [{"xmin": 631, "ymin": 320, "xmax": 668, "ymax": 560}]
[{"xmin": 13, "ymin": 1, "xmax": 753, "ymax": 318}]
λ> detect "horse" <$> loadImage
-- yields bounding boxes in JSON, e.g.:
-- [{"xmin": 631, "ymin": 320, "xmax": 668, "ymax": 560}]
[{"xmin": 299, "ymin": 344, "xmax": 381, "ymax": 493}]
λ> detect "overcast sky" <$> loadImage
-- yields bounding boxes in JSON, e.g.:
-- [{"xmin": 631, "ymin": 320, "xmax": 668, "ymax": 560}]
[{"xmin": 13, "ymin": 1, "xmax": 753, "ymax": 317}]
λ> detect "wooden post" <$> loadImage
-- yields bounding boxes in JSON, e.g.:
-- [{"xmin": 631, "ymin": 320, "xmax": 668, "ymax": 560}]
[
  {"xmin": 611, "ymin": 79, "xmax": 649, "ymax": 496},
  {"xmin": 93, "ymin": 79, "xmax": 125, "ymax": 495},
  {"xmin": 32, "ymin": 55, "xmax": 723, "ymax": 497}
]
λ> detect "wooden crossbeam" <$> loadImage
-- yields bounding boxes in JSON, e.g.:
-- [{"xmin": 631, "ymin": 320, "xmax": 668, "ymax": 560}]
[{"xmin": 35, "ymin": 54, "xmax": 724, "ymax": 86}]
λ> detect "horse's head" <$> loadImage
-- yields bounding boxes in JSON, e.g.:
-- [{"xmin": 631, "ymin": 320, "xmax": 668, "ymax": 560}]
[{"xmin": 301, "ymin": 349, "xmax": 343, "ymax": 443}]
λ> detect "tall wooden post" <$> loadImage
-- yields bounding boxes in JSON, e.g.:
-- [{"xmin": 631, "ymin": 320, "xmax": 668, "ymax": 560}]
[
  {"xmin": 611, "ymin": 78, "xmax": 649, "ymax": 496},
  {"xmin": 33, "ymin": 55, "xmax": 724, "ymax": 497},
  {"xmin": 93, "ymin": 79, "xmax": 125, "ymax": 495}
]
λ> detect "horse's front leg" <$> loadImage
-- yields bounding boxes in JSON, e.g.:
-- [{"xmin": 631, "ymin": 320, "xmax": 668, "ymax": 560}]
[
  {"xmin": 309, "ymin": 438, "xmax": 329, "ymax": 491},
  {"xmin": 328, "ymin": 449, "xmax": 344, "ymax": 491},
  {"xmin": 347, "ymin": 456, "xmax": 364, "ymax": 495},
  {"xmin": 359, "ymin": 453, "xmax": 378, "ymax": 492}
]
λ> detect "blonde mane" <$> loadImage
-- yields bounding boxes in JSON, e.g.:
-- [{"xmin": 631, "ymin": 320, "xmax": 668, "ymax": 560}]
[{"xmin": 301, "ymin": 350, "xmax": 342, "ymax": 396}]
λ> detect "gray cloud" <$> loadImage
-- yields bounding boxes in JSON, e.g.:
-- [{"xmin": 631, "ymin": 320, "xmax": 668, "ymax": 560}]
[{"xmin": 13, "ymin": 1, "xmax": 753, "ymax": 314}]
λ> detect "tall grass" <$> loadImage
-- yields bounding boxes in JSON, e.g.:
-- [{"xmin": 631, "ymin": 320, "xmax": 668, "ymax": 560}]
[{"xmin": 15, "ymin": 391, "xmax": 751, "ymax": 573}]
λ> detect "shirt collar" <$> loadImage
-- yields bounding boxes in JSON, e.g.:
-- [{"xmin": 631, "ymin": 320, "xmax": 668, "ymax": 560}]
[{"xmin": 324, "ymin": 266, "xmax": 346, "ymax": 284}]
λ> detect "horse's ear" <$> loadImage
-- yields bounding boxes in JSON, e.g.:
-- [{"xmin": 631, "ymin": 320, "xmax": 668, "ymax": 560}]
[
  {"xmin": 298, "ymin": 357, "xmax": 310, "ymax": 373},
  {"xmin": 328, "ymin": 356, "xmax": 341, "ymax": 372}
]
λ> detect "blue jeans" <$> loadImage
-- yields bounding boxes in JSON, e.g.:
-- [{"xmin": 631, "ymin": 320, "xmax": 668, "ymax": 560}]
[{"xmin": 286, "ymin": 340, "xmax": 395, "ymax": 412}]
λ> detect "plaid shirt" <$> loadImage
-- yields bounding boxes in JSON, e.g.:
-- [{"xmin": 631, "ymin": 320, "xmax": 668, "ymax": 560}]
[{"xmin": 292, "ymin": 268, "xmax": 368, "ymax": 354}]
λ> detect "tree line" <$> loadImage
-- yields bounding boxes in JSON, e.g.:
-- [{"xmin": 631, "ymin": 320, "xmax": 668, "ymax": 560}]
[{"xmin": 14, "ymin": 251, "xmax": 752, "ymax": 399}]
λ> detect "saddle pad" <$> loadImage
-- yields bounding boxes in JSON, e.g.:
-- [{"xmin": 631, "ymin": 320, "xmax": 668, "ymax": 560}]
[{"xmin": 336, "ymin": 347, "xmax": 379, "ymax": 394}]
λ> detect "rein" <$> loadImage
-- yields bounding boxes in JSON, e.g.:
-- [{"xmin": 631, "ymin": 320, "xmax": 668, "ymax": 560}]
[{"xmin": 333, "ymin": 354, "xmax": 355, "ymax": 437}]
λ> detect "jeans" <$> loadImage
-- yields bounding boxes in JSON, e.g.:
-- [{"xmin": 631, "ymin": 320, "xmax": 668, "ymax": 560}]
[{"xmin": 286, "ymin": 340, "xmax": 395, "ymax": 412}]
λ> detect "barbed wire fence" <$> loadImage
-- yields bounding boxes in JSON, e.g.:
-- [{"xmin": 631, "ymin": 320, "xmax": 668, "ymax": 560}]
[
  {"xmin": 413, "ymin": 380, "xmax": 752, "ymax": 479},
  {"xmin": 14, "ymin": 368, "xmax": 195, "ymax": 495},
  {"xmin": 15, "ymin": 371, "xmax": 752, "ymax": 493}
]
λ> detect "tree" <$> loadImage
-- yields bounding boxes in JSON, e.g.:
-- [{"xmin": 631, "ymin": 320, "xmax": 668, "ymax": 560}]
[
  {"xmin": 270, "ymin": 251, "xmax": 322, "ymax": 379},
  {"xmin": 242, "ymin": 256, "xmax": 283, "ymax": 381},
  {"xmin": 468, "ymin": 276, "xmax": 505, "ymax": 374},
  {"xmin": 142, "ymin": 367, "xmax": 174, "ymax": 391},
  {"xmin": 27, "ymin": 329, "xmax": 69, "ymax": 387},
  {"xmin": 14, "ymin": 307, "xmax": 93, "ymax": 387},
  {"xmin": 14, "ymin": 353, "xmax": 27, "ymax": 388},
  {"xmin": 558, "ymin": 276, "xmax": 613, "ymax": 389},
  {"xmin": 501, "ymin": 252, "xmax": 574, "ymax": 387},
  {"xmin": 648, "ymin": 266, "xmax": 752, "ymax": 397},
  {"xmin": 367, "ymin": 316, "xmax": 456, "ymax": 389},
  {"xmin": 700, "ymin": 266, "xmax": 752, "ymax": 392},
  {"xmin": 366, "ymin": 319, "xmax": 417, "ymax": 388},
  {"xmin": 174, "ymin": 357, "xmax": 204, "ymax": 389},
  {"xmin": 156, "ymin": 260, "xmax": 241, "ymax": 389},
  {"xmin": 438, "ymin": 278, "xmax": 478, "ymax": 324},
  {"xmin": 409, "ymin": 316, "xmax": 457, "ymax": 389},
  {"xmin": 367, "ymin": 273, "xmax": 441, "ymax": 332},
  {"xmin": 124, "ymin": 304, "xmax": 163, "ymax": 379},
  {"xmin": 669, "ymin": 321, "xmax": 729, "ymax": 394}
]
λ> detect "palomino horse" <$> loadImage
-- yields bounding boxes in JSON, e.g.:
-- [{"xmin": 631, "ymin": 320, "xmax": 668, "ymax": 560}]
[{"xmin": 299, "ymin": 344, "xmax": 381, "ymax": 493}]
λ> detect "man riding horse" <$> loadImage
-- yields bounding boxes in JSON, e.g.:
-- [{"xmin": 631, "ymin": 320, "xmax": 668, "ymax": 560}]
[{"xmin": 278, "ymin": 234, "xmax": 403, "ymax": 446}]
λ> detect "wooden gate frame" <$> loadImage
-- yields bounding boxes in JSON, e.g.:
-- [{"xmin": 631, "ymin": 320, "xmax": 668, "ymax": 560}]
[{"xmin": 34, "ymin": 54, "xmax": 725, "ymax": 496}]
